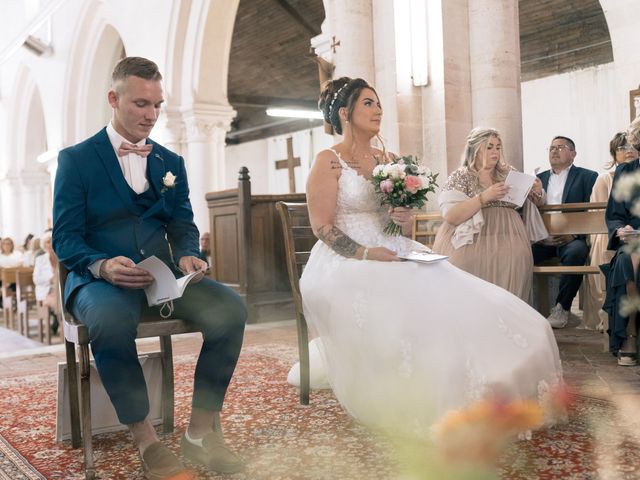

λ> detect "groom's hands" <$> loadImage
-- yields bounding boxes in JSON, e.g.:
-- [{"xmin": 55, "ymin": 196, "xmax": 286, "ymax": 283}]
[
  {"xmin": 100, "ymin": 256, "xmax": 154, "ymax": 289},
  {"xmin": 178, "ymin": 255, "xmax": 208, "ymax": 283}
]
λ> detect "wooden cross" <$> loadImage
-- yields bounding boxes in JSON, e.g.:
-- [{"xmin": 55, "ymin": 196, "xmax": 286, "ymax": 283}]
[
  {"xmin": 275, "ymin": 137, "xmax": 300, "ymax": 193},
  {"xmin": 330, "ymin": 35, "xmax": 340, "ymax": 53}
]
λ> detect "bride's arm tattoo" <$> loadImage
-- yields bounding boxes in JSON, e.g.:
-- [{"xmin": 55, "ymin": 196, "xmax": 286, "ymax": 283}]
[{"xmin": 316, "ymin": 224, "xmax": 362, "ymax": 258}]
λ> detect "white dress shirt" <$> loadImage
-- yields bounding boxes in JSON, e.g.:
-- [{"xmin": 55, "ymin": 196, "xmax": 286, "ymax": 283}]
[
  {"xmin": 106, "ymin": 122, "xmax": 149, "ymax": 194},
  {"xmin": 33, "ymin": 252, "xmax": 55, "ymax": 301},
  {"xmin": 89, "ymin": 124, "xmax": 150, "ymax": 278},
  {"xmin": 546, "ymin": 165, "xmax": 572, "ymax": 205}
]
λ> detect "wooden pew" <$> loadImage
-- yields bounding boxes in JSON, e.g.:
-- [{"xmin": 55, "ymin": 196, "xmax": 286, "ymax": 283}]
[
  {"xmin": 533, "ymin": 202, "xmax": 608, "ymax": 316},
  {"xmin": 205, "ymin": 167, "xmax": 306, "ymax": 322}
]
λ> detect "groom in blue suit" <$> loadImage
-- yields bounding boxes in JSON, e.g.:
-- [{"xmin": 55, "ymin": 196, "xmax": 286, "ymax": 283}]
[{"xmin": 53, "ymin": 57, "xmax": 246, "ymax": 478}]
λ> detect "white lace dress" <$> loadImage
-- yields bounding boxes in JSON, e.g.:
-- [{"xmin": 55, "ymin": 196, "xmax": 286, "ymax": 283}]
[{"xmin": 296, "ymin": 154, "xmax": 563, "ymax": 438}]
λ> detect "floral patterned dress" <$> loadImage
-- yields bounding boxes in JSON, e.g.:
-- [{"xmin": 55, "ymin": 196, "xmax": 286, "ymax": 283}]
[{"xmin": 432, "ymin": 167, "xmax": 533, "ymax": 302}]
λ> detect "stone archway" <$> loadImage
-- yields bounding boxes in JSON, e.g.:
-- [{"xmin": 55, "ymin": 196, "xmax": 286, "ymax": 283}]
[
  {"xmin": 1, "ymin": 66, "xmax": 50, "ymax": 239},
  {"xmin": 163, "ymin": 0, "xmax": 240, "ymax": 230},
  {"xmin": 62, "ymin": 1, "xmax": 125, "ymax": 145}
]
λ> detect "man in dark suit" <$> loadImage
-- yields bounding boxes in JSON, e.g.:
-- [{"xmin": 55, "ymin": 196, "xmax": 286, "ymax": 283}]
[
  {"xmin": 533, "ymin": 136, "xmax": 597, "ymax": 329},
  {"xmin": 53, "ymin": 57, "xmax": 246, "ymax": 478}
]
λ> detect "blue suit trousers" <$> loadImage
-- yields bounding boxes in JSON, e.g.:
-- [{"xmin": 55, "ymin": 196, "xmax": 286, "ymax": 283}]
[{"xmin": 71, "ymin": 277, "xmax": 246, "ymax": 425}]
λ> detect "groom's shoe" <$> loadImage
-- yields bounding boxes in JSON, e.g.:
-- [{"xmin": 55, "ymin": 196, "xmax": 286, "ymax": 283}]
[
  {"xmin": 181, "ymin": 431, "xmax": 244, "ymax": 474},
  {"xmin": 140, "ymin": 442, "xmax": 195, "ymax": 480}
]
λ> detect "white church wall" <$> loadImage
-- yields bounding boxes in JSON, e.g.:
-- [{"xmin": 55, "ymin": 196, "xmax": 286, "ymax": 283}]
[
  {"xmin": 225, "ymin": 139, "xmax": 269, "ymax": 193},
  {"xmin": 224, "ymin": 125, "xmax": 334, "ymax": 194},
  {"xmin": 521, "ymin": 64, "xmax": 619, "ymax": 177}
]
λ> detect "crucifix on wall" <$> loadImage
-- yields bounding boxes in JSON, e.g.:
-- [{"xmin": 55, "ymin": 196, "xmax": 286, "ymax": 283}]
[{"xmin": 275, "ymin": 137, "xmax": 300, "ymax": 193}]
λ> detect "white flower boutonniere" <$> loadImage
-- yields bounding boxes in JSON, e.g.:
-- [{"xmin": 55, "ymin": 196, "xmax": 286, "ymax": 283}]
[{"xmin": 161, "ymin": 171, "xmax": 177, "ymax": 193}]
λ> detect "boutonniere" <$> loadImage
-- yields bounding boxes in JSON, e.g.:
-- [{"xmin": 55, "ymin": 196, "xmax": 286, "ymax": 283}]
[{"xmin": 161, "ymin": 171, "xmax": 177, "ymax": 193}]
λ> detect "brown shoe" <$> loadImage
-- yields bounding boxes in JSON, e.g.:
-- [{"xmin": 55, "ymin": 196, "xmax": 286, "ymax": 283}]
[
  {"xmin": 181, "ymin": 432, "xmax": 244, "ymax": 474},
  {"xmin": 141, "ymin": 442, "xmax": 196, "ymax": 480}
]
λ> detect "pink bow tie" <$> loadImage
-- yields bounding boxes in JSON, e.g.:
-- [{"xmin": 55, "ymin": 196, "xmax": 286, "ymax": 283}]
[{"xmin": 118, "ymin": 142, "xmax": 152, "ymax": 158}]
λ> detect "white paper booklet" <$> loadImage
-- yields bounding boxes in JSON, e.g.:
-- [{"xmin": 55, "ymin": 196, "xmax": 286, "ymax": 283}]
[
  {"xmin": 136, "ymin": 255, "xmax": 203, "ymax": 306},
  {"xmin": 503, "ymin": 171, "xmax": 536, "ymax": 207},
  {"xmin": 399, "ymin": 251, "xmax": 449, "ymax": 264}
]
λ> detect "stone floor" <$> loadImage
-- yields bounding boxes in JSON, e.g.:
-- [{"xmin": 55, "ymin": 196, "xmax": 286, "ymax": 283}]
[{"xmin": 1, "ymin": 310, "xmax": 640, "ymax": 406}]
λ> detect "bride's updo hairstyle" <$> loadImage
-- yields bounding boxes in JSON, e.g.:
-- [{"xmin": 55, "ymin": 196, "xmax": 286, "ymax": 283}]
[
  {"xmin": 462, "ymin": 127, "xmax": 510, "ymax": 183},
  {"xmin": 319, "ymin": 77, "xmax": 376, "ymax": 135}
]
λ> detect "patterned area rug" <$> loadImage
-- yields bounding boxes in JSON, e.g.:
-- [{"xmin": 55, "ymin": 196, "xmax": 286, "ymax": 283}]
[{"xmin": 1, "ymin": 342, "xmax": 639, "ymax": 479}]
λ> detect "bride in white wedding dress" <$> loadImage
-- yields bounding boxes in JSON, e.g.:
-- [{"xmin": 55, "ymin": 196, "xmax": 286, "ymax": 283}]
[{"xmin": 292, "ymin": 77, "xmax": 562, "ymax": 438}]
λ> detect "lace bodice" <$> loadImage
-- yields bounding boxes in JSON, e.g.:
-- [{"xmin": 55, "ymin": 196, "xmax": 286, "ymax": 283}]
[{"xmin": 330, "ymin": 151, "xmax": 418, "ymax": 254}]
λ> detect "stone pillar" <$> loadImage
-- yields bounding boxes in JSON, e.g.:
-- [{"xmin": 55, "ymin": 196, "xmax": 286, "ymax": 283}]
[
  {"xmin": 319, "ymin": 0, "xmax": 375, "ymax": 81},
  {"xmin": 181, "ymin": 103, "xmax": 236, "ymax": 232},
  {"xmin": 468, "ymin": 0, "xmax": 523, "ymax": 169},
  {"xmin": 156, "ymin": 107, "xmax": 186, "ymax": 157},
  {"xmin": 0, "ymin": 171, "xmax": 50, "ymax": 239}
]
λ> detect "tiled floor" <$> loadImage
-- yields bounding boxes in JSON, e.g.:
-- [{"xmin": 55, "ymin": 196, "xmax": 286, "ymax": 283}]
[{"xmin": 1, "ymin": 312, "xmax": 640, "ymax": 404}]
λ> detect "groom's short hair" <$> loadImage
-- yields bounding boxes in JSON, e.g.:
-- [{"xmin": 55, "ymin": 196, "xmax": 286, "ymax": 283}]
[{"xmin": 111, "ymin": 57, "xmax": 162, "ymax": 92}]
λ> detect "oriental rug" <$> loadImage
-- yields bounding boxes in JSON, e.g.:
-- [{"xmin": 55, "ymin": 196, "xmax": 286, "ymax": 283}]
[{"xmin": 1, "ymin": 342, "xmax": 639, "ymax": 479}]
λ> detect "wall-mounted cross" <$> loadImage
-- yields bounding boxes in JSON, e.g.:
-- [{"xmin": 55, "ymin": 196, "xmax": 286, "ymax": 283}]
[
  {"xmin": 275, "ymin": 137, "xmax": 301, "ymax": 193},
  {"xmin": 330, "ymin": 35, "xmax": 340, "ymax": 53}
]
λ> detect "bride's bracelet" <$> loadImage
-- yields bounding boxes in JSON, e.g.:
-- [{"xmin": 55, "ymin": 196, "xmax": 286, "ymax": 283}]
[{"xmin": 362, "ymin": 247, "xmax": 369, "ymax": 260}]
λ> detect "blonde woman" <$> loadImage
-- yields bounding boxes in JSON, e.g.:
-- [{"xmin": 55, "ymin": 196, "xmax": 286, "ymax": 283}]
[{"xmin": 432, "ymin": 127, "xmax": 544, "ymax": 301}]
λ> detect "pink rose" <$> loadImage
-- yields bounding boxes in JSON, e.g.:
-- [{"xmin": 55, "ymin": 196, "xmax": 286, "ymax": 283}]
[
  {"xmin": 404, "ymin": 175, "xmax": 421, "ymax": 194},
  {"xmin": 380, "ymin": 179, "xmax": 394, "ymax": 193}
]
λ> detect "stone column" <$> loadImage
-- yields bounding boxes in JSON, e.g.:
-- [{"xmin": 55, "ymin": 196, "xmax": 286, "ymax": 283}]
[
  {"xmin": 181, "ymin": 103, "xmax": 236, "ymax": 233},
  {"xmin": 468, "ymin": 0, "xmax": 523, "ymax": 169},
  {"xmin": 318, "ymin": 0, "xmax": 375, "ymax": 81},
  {"xmin": 156, "ymin": 107, "xmax": 186, "ymax": 157}
]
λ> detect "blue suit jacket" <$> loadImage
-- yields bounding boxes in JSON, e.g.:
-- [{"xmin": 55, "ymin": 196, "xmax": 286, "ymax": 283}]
[
  {"xmin": 605, "ymin": 159, "xmax": 640, "ymax": 251},
  {"xmin": 52, "ymin": 128, "xmax": 200, "ymax": 307},
  {"xmin": 537, "ymin": 165, "xmax": 597, "ymax": 203}
]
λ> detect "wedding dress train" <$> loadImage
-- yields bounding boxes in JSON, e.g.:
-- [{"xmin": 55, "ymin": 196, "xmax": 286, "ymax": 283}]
[{"xmin": 290, "ymin": 153, "xmax": 562, "ymax": 438}]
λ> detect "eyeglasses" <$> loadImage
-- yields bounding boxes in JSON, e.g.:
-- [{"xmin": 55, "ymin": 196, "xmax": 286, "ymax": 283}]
[
  {"xmin": 616, "ymin": 145, "xmax": 637, "ymax": 152},
  {"xmin": 548, "ymin": 145, "xmax": 572, "ymax": 152}
]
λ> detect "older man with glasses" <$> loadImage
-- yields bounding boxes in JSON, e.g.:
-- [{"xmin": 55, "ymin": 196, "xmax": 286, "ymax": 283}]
[{"xmin": 533, "ymin": 136, "xmax": 598, "ymax": 328}]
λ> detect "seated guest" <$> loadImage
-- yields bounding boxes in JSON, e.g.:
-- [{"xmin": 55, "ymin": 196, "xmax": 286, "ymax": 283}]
[
  {"xmin": 32, "ymin": 231, "xmax": 60, "ymax": 335},
  {"xmin": 533, "ymin": 136, "xmax": 597, "ymax": 328},
  {"xmin": 604, "ymin": 119, "xmax": 640, "ymax": 365},
  {"xmin": 0, "ymin": 237, "xmax": 23, "ymax": 268},
  {"xmin": 198, "ymin": 232, "xmax": 211, "ymax": 266},
  {"xmin": 432, "ymin": 127, "xmax": 544, "ymax": 302},
  {"xmin": 21, "ymin": 233, "xmax": 38, "ymax": 267},
  {"xmin": 583, "ymin": 133, "xmax": 638, "ymax": 331}
]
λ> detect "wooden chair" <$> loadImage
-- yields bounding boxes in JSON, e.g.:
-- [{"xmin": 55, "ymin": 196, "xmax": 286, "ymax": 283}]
[
  {"xmin": 412, "ymin": 212, "xmax": 444, "ymax": 249},
  {"xmin": 1, "ymin": 267, "xmax": 19, "ymax": 330},
  {"xmin": 59, "ymin": 265, "xmax": 201, "ymax": 480},
  {"xmin": 15, "ymin": 267, "xmax": 36, "ymax": 338},
  {"xmin": 275, "ymin": 201, "xmax": 317, "ymax": 405}
]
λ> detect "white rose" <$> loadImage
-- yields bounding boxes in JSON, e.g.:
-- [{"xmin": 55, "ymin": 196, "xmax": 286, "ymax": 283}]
[
  {"xmin": 372, "ymin": 165, "xmax": 385, "ymax": 176},
  {"xmin": 388, "ymin": 163, "xmax": 406, "ymax": 179},
  {"xmin": 163, "ymin": 171, "xmax": 177, "ymax": 188}
]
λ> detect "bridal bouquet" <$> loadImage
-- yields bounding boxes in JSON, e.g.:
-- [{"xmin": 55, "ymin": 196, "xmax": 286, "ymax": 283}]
[{"xmin": 372, "ymin": 155, "xmax": 438, "ymax": 235}]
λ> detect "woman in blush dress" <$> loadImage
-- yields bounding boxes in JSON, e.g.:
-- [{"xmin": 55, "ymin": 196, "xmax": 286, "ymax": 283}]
[
  {"xmin": 432, "ymin": 128, "xmax": 544, "ymax": 302},
  {"xmin": 289, "ymin": 76, "xmax": 562, "ymax": 439}
]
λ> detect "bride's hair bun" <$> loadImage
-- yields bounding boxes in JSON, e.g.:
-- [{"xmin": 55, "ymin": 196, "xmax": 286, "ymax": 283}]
[{"xmin": 318, "ymin": 77, "xmax": 374, "ymax": 135}]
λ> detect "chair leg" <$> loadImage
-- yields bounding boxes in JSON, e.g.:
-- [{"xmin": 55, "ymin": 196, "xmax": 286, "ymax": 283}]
[
  {"xmin": 159, "ymin": 336, "xmax": 175, "ymax": 433},
  {"xmin": 296, "ymin": 313, "xmax": 310, "ymax": 405},
  {"xmin": 65, "ymin": 340, "xmax": 82, "ymax": 448},
  {"xmin": 78, "ymin": 344, "xmax": 95, "ymax": 479}
]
